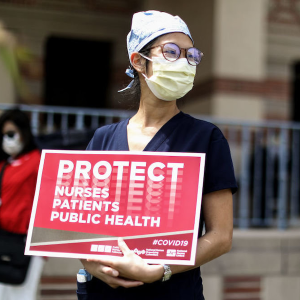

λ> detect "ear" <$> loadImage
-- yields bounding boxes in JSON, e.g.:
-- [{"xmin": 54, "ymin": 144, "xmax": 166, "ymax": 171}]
[{"xmin": 130, "ymin": 52, "xmax": 146, "ymax": 73}]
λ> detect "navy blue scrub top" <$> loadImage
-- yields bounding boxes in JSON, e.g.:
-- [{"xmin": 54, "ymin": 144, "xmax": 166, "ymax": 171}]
[{"xmin": 83, "ymin": 111, "xmax": 237, "ymax": 300}]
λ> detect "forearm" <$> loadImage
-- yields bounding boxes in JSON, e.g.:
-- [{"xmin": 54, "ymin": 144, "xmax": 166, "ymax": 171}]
[
  {"xmin": 168, "ymin": 189, "xmax": 234, "ymax": 275},
  {"xmin": 170, "ymin": 229, "xmax": 232, "ymax": 275}
]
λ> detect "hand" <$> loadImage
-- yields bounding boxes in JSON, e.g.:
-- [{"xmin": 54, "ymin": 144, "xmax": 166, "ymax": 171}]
[
  {"xmin": 87, "ymin": 238, "xmax": 164, "ymax": 284},
  {"xmin": 80, "ymin": 258, "xmax": 144, "ymax": 289}
]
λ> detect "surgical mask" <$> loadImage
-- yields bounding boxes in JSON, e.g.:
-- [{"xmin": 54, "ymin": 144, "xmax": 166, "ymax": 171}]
[
  {"xmin": 2, "ymin": 131, "xmax": 24, "ymax": 157},
  {"xmin": 141, "ymin": 56, "xmax": 196, "ymax": 101}
]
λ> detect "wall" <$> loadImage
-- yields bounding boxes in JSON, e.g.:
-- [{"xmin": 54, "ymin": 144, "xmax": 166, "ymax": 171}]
[
  {"xmin": 266, "ymin": 0, "xmax": 300, "ymax": 120},
  {"xmin": 0, "ymin": 0, "xmax": 135, "ymax": 107},
  {"xmin": 0, "ymin": 57, "xmax": 15, "ymax": 103},
  {"xmin": 202, "ymin": 229, "xmax": 300, "ymax": 300},
  {"xmin": 1, "ymin": 0, "xmax": 300, "ymax": 120}
]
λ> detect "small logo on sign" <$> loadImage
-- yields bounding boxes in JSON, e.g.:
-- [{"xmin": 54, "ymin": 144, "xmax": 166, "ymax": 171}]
[
  {"xmin": 133, "ymin": 248, "xmax": 146, "ymax": 255},
  {"xmin": 166, "ymin": 249, "xmax": 176, "ymax": 257}
]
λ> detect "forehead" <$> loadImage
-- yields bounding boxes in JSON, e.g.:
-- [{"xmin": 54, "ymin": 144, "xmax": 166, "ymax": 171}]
[
  {"xmin": 2, "ymin": 121, "xmax": 19, "ymax": 134},
  {"xmin": 154, "ymin": 32, "xmax": 193, "ymax": 48}
]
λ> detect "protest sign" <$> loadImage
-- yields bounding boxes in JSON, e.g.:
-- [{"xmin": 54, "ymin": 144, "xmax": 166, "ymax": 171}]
[{"xmin": 25, "ymin": 150, "xmax": 205, "ymax": 265}]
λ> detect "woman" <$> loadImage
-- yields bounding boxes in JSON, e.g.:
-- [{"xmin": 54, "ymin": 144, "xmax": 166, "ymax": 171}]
[
  {"xmin": 80, "ymin": 10, "xmax": 237, "ymax": 300},
  {"xmin": 0, "ymin": 108, "xmax": 44, "ymax": 300}
]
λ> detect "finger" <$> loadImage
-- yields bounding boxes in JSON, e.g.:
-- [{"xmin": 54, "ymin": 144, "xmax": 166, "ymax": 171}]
[
  {"xmin": 87, "ymin": 257, "xmax": 122, "ymax": 272},
  {"xmin": 101, "ymin": 265, "xmax": 119, "ymax": 277},
  {"xmin": 87, "ymin": 257, "xmax": 114, "ymax": 265},
  {"xmin": 118, "ymin": 237, "xmax": 131, "ymax": 254},
  {"xmin": 108, "ymin": 284, "xmax": 119, "ymax": 289},
  {"xmin": 110, "ymin": 277, "xmax": 144, "ymax": 289}
]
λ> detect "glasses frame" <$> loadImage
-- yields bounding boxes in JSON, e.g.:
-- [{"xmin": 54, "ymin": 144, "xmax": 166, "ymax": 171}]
[{"xmin": 148, "ymin": 43, "xmax": 203, "ymax": 66}]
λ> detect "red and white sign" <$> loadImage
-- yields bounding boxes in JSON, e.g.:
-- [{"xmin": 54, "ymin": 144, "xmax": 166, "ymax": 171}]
[{"xmin": 25, "ymin": 150, "xmax": 205, "ymax": 265}]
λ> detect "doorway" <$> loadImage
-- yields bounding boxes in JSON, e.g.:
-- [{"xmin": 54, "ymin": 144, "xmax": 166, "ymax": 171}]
[{"xmin": 44, "ymin": 36, "xmax": 112, "ymax": 109}]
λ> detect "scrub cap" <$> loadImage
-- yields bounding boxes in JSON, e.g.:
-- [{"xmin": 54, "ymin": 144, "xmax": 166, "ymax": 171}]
[
  {"xmin": 120, "ymin": 10, "xmax": 193, "ymax": 92},
  {"xmin": 127, "ymin": 10, "xmax": 193, "ymax": 61}
]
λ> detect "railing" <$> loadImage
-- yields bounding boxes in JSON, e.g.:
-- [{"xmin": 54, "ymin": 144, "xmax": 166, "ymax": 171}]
[
  {"xmin": 0, "ymin": 104, "xmax": 299, "ymax": 230},
  {"xmin": 0, "ymin": 104, "xmax": 135, "ymax": 149},
  {"xmin": 0, "ymin": 104, "xmax": 134, "ymax": 135},
  {"xmin": 211, "ymin": 119, "xmax": 300, "ymax": 230}
]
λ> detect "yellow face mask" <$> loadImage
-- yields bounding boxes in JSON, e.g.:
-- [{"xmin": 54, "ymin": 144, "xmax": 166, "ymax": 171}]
[{"xmin": 142, "ymin": 56, "xmax": 196, "ymax": 101}]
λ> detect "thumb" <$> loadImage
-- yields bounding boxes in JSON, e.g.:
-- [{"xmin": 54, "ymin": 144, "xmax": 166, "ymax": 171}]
[{"xmin": 118, "ymin": 237, "xmax": 131, "ymax": 254}]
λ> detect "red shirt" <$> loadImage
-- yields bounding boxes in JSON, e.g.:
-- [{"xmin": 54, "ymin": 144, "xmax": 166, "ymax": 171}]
[{"xmin": 0, "ymin": 149, "xmax": 40, "ymax": 234}]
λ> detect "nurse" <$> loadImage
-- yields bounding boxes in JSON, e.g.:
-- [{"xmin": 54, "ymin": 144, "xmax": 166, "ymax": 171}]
[{"xmin": 80, "ymin": 10, "xmax": 237, "ymax": 300}]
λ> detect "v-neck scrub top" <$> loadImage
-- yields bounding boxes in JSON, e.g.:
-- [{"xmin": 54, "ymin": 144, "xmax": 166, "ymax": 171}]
[{"xmin": 82, "ymin": 112, "xmax": 237, "ymax": 300}]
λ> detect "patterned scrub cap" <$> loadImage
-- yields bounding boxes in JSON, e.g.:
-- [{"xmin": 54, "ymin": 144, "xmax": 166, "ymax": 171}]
[
  {"xmin": 127, "ymin": 10, "xmax": 193, "ymax": 61},
  {"xmin": 119, "ymin": 10, "xmax": 193, "ymax": 92}
]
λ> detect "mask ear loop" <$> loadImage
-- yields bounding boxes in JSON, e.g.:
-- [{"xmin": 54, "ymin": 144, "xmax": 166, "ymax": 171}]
[
  {"xmin": 118, "ymin": 53, "xmax": 152, "ymax": 92},
  {"xmin": 139, "ymin": 53, "xmax": 153, "ymax": 62},
  {"xmin": 138, "ymin": 53, "xmax": 153, "ymax": 80}
]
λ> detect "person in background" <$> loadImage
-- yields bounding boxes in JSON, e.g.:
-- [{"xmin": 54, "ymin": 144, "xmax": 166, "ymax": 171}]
[
  {"xmin": 0, "ymin": 108, "xmax": 44, "ymax": 300},
  {"xmin": 80, "ymin": 10, "xmax": 237, "ymax": 300}
]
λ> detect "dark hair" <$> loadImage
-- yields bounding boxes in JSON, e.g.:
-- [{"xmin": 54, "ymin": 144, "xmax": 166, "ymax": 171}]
[
  {"xmin": 121, "ymin": 38, "xmax": 159, "ymax": 108},
  {"xmin": 0, "ymin": 108, "xmax": 38, "ymax": 160}
]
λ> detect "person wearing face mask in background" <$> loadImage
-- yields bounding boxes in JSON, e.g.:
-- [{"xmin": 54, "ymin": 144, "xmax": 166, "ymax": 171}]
[
  {"xmin": 79, "ymin": 10, "xmax": 237, "ymax": 300},
  {"xmin": 0, "ymin": 108, "xmax": 44, "ymax": 300}
]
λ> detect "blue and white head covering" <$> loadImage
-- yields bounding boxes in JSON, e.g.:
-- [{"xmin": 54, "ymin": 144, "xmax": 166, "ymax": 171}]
[{"xmin": 120, "ymin": 10, "xmax": 193, "ymax": 91}]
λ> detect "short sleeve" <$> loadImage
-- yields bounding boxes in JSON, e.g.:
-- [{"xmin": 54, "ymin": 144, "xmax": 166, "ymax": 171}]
[
  {"xmin": 86, "ymin": 133, "xmax": 98, "ymax": 150},
  {"xmin": 203, "ymin": 137, "xmax": 238, "ymax": 195},
  {"xmin": 86, "ymin": 126, "xmax": 112, "ymax": 150}
]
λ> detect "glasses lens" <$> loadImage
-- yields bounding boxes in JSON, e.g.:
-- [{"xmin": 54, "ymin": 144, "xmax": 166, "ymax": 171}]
[
  {"xmin": 162, "ymin": 43, "xmax": 180, "ymax": 61},
  {"xmin": 187, "ymin": 48, "xmax": 202, "ymax": 66}
]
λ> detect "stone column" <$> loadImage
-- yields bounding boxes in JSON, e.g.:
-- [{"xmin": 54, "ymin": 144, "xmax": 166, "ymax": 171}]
[{"xmin": 210, "ymin": 0, "xmax": 267, "ymax": 120}]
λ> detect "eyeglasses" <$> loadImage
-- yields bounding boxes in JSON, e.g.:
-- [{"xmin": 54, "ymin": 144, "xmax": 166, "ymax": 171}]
[{"xmin": 148, "ymin": 43, "xmax": 203, "ymax": 66}]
